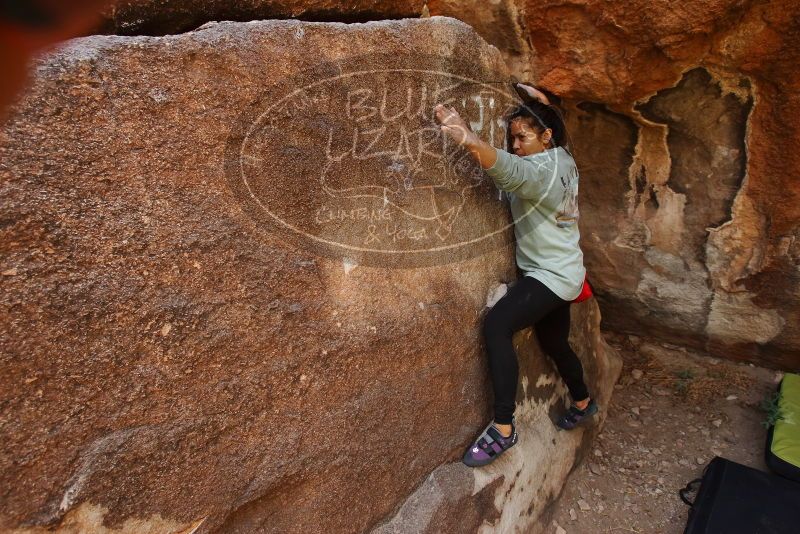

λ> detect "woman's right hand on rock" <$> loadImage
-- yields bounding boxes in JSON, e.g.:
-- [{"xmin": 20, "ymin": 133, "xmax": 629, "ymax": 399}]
[{"xmin": 434, "ymin": 104, "xmax": 478, "ymax": 148}]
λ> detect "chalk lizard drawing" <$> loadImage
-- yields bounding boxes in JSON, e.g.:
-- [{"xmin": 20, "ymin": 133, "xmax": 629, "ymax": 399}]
[
  {"xmin": 319, "ymin": 86, "xmax": 500, "ymax": 240},
  {"xmin": 321, "ymin": 124, "xmax": 485, "ymax": 240}
]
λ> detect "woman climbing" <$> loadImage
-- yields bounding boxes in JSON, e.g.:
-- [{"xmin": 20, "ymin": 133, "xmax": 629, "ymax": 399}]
[{"xmin": 434, "ymin": 83, "xmax": 596, "ymax": 468}]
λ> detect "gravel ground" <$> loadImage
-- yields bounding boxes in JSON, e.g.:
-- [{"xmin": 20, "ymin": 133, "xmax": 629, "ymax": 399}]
[{"xmin": 547, "ymin": 333, "xmax": 783, "ymax": 534}]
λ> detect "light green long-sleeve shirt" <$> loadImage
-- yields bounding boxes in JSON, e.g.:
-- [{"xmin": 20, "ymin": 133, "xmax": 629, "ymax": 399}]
[{"xmin": 485, "ymin": 146, "xmax": 586, "ymax": 301}]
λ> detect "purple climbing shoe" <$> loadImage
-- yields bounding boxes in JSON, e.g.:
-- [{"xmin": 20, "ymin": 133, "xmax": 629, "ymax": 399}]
[
  {"xmin": 462, "ymin": 418, "xmax": 518, "ymax": 467},
  {"xmin": 556, "ymin": 399, "xmax": 598, "ymax": 430}
]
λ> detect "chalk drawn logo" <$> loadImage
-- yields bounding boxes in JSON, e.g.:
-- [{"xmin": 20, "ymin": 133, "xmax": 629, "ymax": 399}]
[{"xmin": 224, "ymin": 55, "xmax": 543, "ymax": 267}]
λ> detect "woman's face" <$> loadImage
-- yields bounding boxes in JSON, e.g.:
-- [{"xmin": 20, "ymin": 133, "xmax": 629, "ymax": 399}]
[{"xmin": 509, "ymin": 118, "xmax": 552, "ymax": 156}]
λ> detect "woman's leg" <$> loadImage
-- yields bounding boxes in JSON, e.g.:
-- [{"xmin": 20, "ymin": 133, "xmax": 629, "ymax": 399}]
[
  {"xmin": 534, "ymin": 304, "xmax": 590, "ymax": 403},
  {"xmin": 483, "ymin": 276, "xmax": 564, "ymax": 426}
]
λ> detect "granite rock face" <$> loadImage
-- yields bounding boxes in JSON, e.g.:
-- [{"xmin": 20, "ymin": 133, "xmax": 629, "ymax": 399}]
[
  {"xmin": 432, "ymin": 0, "xmax": 800, "ymax": 369},
  {"xmin": 0, "ymin": 18, "xmax": 620, "ymax": 534}
]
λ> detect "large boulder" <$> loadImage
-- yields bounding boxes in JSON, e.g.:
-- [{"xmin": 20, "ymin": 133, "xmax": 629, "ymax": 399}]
[
  {"xmin": 432, "ymin": 0, "xmax": 800, "ymax": 369},
  {"xmin": 0, "ymin": 17, "xmax": 620, "ymax": 533}
]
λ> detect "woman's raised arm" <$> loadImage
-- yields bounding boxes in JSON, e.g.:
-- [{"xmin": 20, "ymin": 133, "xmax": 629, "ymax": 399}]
[{"xmin": 433, "ymin": 103, "xmax": 498, "ymax": 169}]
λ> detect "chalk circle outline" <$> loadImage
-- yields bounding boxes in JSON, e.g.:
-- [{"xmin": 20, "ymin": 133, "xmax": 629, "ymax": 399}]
[{"xmin": 226, "ymin": 56, "xmax": 560, "ymax": 267}]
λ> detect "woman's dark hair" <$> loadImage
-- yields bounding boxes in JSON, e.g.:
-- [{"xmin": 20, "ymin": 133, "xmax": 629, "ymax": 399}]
[{"xmin": 505, "ymin": 92, "xmax": 572, "ymax": 155}]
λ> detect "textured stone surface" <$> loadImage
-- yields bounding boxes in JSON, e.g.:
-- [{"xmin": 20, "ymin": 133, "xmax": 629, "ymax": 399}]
[
  {"xmin": 0, "ymin": 18, "xmax": 619, "ymax": 534},
  {"xmin": 567, "ymin": 67, "xmax": 754, "ymax": 347},
  {"xmin": 100, "ymin": 0, "xmax": 424, "ymax": 34},
  {"xmin": 520, "ymin": 0, "xmax": 758, "ymax": 104},
  {"xmin": 435, "ymin": 0, "xmax": 800, "ymax": 368},
  {"xmin": 426, "ymin": 0, "xmax": 533, "ymax": 81},
  {"xmin": 546, "ymin": 0, "xmax": 800, "ymax": 369}
]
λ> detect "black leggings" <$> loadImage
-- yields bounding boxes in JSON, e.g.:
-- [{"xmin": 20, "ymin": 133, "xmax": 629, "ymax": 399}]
[{"xmin": 483, "ymin": 276, "xmax": 590, "ymax": 425}]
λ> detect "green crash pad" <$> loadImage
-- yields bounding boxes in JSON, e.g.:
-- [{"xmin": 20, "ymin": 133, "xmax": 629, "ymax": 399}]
[{"xmin": 767, "ymin": 373, "xmax": 800, "ymax": 481}]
